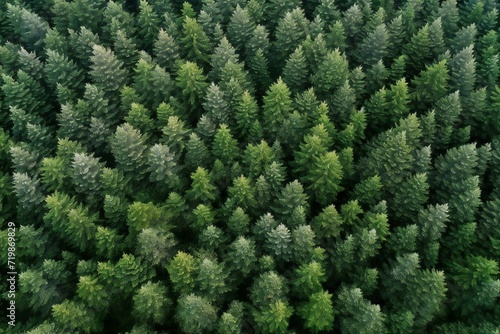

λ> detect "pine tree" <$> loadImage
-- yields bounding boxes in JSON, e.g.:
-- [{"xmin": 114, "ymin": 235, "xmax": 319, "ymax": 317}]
[
  {"xmin": 17, "ymin": 47, "xmax": 43, "ymax": 81},
  {"xmin": 111, "ymin": 29, "xmax": 139, "ymax": 74},
  {"xmin": 176, "ymin": 294, "xmax": 217, "ymax": 334},
  {"xmin": 2, "ymin": 71, "xmax": 48, "ymax": 118},
  {"xmin": 392, "ymin": 173, "xmax": 429, "ymax": 223},
  {"xmin": 404, "ymin": 23, "xmax": 432, "ymax": 76},
  {"xmin": 184, "ymin": 133, "xmax": 212, "ymax": 172},
  {"xmin": 451, "ymin": 45, "xmax": 476, "ymax": 98},
  {"xmin": 167, "ymin": 251, "xmax": 197, "ymax": 295},
  {"xmin": 71, "ymin": 152, "xmax": 103, "ymax": 197},
  {"xmin": 133, "ymin": 58, "xmax": 172, "ymax": 110},
  {"xmin": 52, "ymin": 300, "xmax": 101, "ymax": 333},
  {"xmin": 356, "ymin": 24, "xmax": 389, "ymax": 67},
  {"xmin": 125, "ymin": 103, "xmax": 154, "ymax": 137},
  {"xmin": 190, "ymin": 204, "xmax": 215, "ymax": 234},
  {"xmin": 69, "ymin": 27, "xmax": 101, "ymax": 72},
  {"xmin": 147, "ymin": 143, "xmax": 180, "ymax": 190},
  {"xmin": 273, "ymin": 8, "xmax": 309, "ymax": 65},
  {"xmin": 76, "ymin": 274, "xmax": 109, "ymax": 313},
  {"xmin": 212, "ymin": 124, "xmax": 239, "ymax": 167},
  {"xmin": 132, "ymin": 281, "xmax": 171, "ymax": 326},
  {"xmin": 227, "ymin": 236, "xmax": 257, "ymax": 277},
  {"xmin": 305, "ymin": 151, "xmax": 344, "ymax": 206},
  {"xmin": 434, "ymin": 144, "xmax": 481, "ymax": 226},
  {"xmin": 225, "ymin": 175, "xmax": 255, "ymax": 212},
  {"xmin": 187, "ymin": 167, "xmax": 217, "ymax": 203},
  {"xmin": 180, "ymin": 16, "xmax": 212, "ymax": 65},
  {"xmin": 415, "ymin": 204, "xmax": 448, "ymax": 268},
  {"xmin": 234, "ymin": 91, "xmax": 259, "ymax": 140},
  {"xmin": 282, "ymin": 46, "xmax": 308, "ymax": 94},
  {"xmin": 217, "ymin": 301, "xmax": 244, "ymax": 334},
  {"xmin": 262, "ymin": 78, "xmax": 293, "ymax": 140},
  {"xmin": 7, "ymin": 4, "xmax": 49, "ymax": 53},
  {"xmin": 197, "ymin": 257, "xmax": 229, "ymax": 302},
  {"xmin": 136, "ymin": 228, "xmax": 176, "ymax": 266},
  {"xmin": 210, "ymin": 37, "xmax": 239, "ymax": 82},
  {"xmin": 365, "ymin": 60, "xmax": 389, "ymax": 95},
  {"xmin": 310, "ymin": 204, "xmax": 344, "ymax": 239},
  {"xmin": 337, "ymin": 287, "xmax": 386, "ymax": 334},
  {"xmin": 154, "ymin": 29, "xmax": 180, "ymax": 72},
  {"xmin": 12, "ymin": 172, "xmax": 44, "ymax": 219},
  {"xmin": 44, "ymin": 49, "xmax": 84, "ymax": 102},
  {"xmin": 292, "ymin": 261, "xmax": 326, "ymax": 299},
  {"xmin": 250, "ymin": 271, "xmax": 288, "ymax": 309},
  {"xmin": 314, "ymin": 0, "xmax": 341, "ymax": 23},
  {"xmin": 203, "ymin": 83, "xmax": 229, "ymax": 126},
  {"xmin": 95, "ymin": 226, "xmax": 123, "ymax": 260},
  {"xmin": 382, "ymin": 253, "xmax": 447, "ymax": 328},
  {"xmin": 298, "ymin": 290, "xmax": 335, "ymax": 333},
  {"xmin": 90, "ymin": 45, "xmax": 128, "ymax": 99},
  {"xmin": 342, "ymin": 4, "xmax": 364, "ymax": 49},
  {"xmin": 176, "ymin": 61, "xmax": 208, "ymax": 115},
  {"xmin": 311, "ymin": 49, "xmax": 349, "ymax": 97},
  {"xmin": 136, "ymin": 0, "xmax": 160, "ymax": 53},
  {"xmin": 103, "ymin": 1, "xmax": 135, "ymax": 40},
  {"xmin": 110, "ymin": 123, "xmax": 148, "ymax": 176},
  {"xmin": 253, "ymin": 300, "xmax": 293, "ymax": 334},
  {"xmin": 227, "ymin": 5, "xmax": 255, "ymax": 52},
  {"xmin": 433, "ymin": 91, "xmax": 462, "ymax": 149},
  {"xmin": 359, "ymin": 131, "xmax": 414, "ymax": 196},
  {"xmin": 438, "ymin": 0, "xmax": 460, "ymax": 39},
  {"xmin": 161, "ymin": 115, "xmax": 190, "ymax": 154},
  {"xmin": 245, "ymin": 24, "xmax": 270, "ymax": 62},
  {"xmin": 411, "ymin": 60, "xmax": 450, "ymax": 110}
]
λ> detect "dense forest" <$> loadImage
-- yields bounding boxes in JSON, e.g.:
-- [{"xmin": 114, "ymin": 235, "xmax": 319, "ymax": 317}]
[{"xmin": 0, "ymin": 0, "xmax": 499, "ymax": 332}]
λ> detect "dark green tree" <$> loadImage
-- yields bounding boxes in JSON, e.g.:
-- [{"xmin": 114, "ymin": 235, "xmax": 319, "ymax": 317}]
[{"xmin": 176, "ymin": 294, "xmax": 218, "ymax": 334}]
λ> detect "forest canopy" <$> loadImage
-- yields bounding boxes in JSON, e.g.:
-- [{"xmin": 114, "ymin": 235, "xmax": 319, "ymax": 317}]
[{"xmin": 0, "ymin": 0, "xmax": 500, "ymax": 333}]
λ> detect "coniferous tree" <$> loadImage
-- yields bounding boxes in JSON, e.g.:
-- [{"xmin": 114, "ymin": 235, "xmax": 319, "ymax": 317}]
[
  {"xmin": 298, "ymin": 290, "xmax": 335, "ymax": 333},
  {"xmin": 356, "ymin": 24, "xmax": 389, "ymax": 67},
  {"xmin": 411, "ymin": 60, "xmax": 450, "ymax": 110},
  {"xmin": 136, "ymin": 0, "xmax": 160, "ymax": 53},
  {"xmin": 180, "ymin": 16, "xmax": 212, "ymax": 65},
  {"xmin": 311, "ymin": 48, "xmax": 349, "ymax": 98},
  {"xmin": 176, "ymin": 61, "xmax": 208, "ymax": 116},
  {"xmin": 176, "ymin": 294, "xmax": 217, "ymax": 334},
  {"xmin": 110, "ymin": 123, "xmax": 148, "ymax": 177},
  {"xmin": 262, "ymin": 78, "xmax": 293, "ymax": 140},
  {"xmin": 90, "ymin": 45, "xmax": 128, "ymax": 99},
  {"xmin": 154, "ymin": 29, "xmax": 180, "ymax": 72},
  {"xmin": 282, "ymin": 46, "xmax": 308, "ymax": 94},
  {"xmin": 337, "ymin": 287, "xmax": 386, "ymax": 334},
  {"xmin": 227, "ymin": 236, "xmax": 257, "ymax": 277},
  {"xmin": 450, "ymin": 45, "xmax": 476, "ymax": 98}
]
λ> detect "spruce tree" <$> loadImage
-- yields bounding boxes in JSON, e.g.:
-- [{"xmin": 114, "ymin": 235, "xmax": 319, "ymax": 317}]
[
  {"xmin": 262, "ymin": 78, "xmax": 293, "ymax": 140},
  {"xmin": 180, "ymin": 16, "xmax": 212, "ymax": 65}
]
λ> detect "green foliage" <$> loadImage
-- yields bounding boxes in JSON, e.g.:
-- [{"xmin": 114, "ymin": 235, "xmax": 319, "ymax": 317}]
[
  {"xmin": 298, "ymin": 290, "xmax": 335, "ymax": 333},
  {"xmin": 337, "ymin": 287, "xmax": 386, "ymax": 334},
  {"xmin": 5, "ymin": 1, "xmax": 500, "ymax": 332},
  {"xmin": 90, "ymin": 44, "xmax": 128, "ymax": 98},
  {"xmin": 253, "ymin": 300, "xmax": 293, "ymax": 334},
  {"xmin": 227, "ymin": 236, "xmax": 257, "ymax": 277},
  {"xmin": 305, "ymin": 151, "xmax": 344, "ymax": 206},
  {"xmin": 181, "ymin": 16, "xmax": 212, "ymax": 64},
  {"xmin": 133, "ymin": 281, "xmax": 171, "ymax": 325},
  {"xmin": 52, "ymin": 300, "xmax": 100, "ymax": 333},
  {"xmin": 312, "ymin": 48, "xmax": 349, "ymax": 97},
  {"xmin": 167, "ymin": 251, "xmax": 197, "ymax": 295},
  {"xmin": 176, "ymin": 61, "xmax": 208, "ymax": 113},
  {"xmin": 176, "ymin": 294, "xmax": 218, "ymax": 334},
  {"xmin": 110, "ymin": 123, "xmax": 148, "ymax": 176}
]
